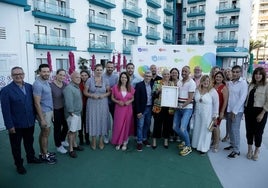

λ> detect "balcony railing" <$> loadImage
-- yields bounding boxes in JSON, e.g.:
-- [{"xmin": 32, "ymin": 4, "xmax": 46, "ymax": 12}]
[
  {"xmin": 88, "ymin": 0, "xmax": 116, "ymax": 9},
  {"xmin": 33, "ymin": 0, "xmax": 75, "ymax": 21},
  {"xmin": 186, "ymin": 24, "xmax": 205, "ymax": 31},
  {"xmin": 186, "ymin": 38, "xmax": 204, "ymax": 45},
  {"xmin": 163, "ymin": 18, "xmax": 174, "ymax": 29},
  {"xmin": 146, "ymin": 0, "xmax": 161, "ymax": 8},
  {"xmin": 216, "ymin": 4, "xmax": 240, "ymax": 14},
  {"xmin": 146, "ymin": 30, "xmax": 160, "ymax": 40},
  {"xmin": 122, "ymin": 2, "xmax": 142, "ymax": 18},
  {"xmin": 163, "ymin": 3, "xmax": 174, "ymax": 15},
  {"xmin": 88, "ymin": 15, "xmax": 115, "ymax": 31},
  {"xmin": 88, "ymin": 40, "xmax": 114, "ymax": 53},
  {"xmin": 215, "ymin": 20, "xmax": 239, "ymax": 29},
  {"xmin": 214, "ymin": 36, "xmax": 238, "ymax": 43},
  {"xmin": 162, "ymin": 34, "xmax": 173, "ymax": 43},
  {"xmin": 122, "ymin": 24, "xmax": 142, "ymax": 36},
  {"xmin": 123, "ymin": 44, "xmax": 132, "ymax": 54},
  {"xmin": 187, "ymin": 10, "xmax": 205, "ymax": 17},
  {"xmin": 33, "ymin": 33, "xmax": 76, "ymax": 50},
  {"xmin": 146, "ymin": 12, "xmax": 161, "ymax": 24},
  {"xmin": 188, "ymin": 0, "xmax": 206, "ymax": 4}
]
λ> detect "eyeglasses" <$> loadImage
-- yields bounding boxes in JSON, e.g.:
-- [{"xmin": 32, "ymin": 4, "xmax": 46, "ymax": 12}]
[
  {"xmin": 95, "ymin": 85, "xmax": 102, "ymax": 88},
  {"xmin": 12, "ymin": 73, "xmax": 24, "ymax": 76}
]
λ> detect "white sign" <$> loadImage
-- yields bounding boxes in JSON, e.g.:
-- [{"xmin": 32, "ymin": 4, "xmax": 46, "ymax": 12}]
[
  {"xmin": 161, "ymin": 86, "xmax": 179, "ymax": 108},
  {"xmin": 131, "ymin": 45, "xmax": 216, "ymax": 78}
]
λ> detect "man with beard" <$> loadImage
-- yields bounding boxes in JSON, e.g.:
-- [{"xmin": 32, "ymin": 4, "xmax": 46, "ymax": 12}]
[
  {"xmin": 126, "ymin": 62, "xmax": 141, "ymax": 87},
  {"xmin": 33, "ymin": 64, "xmax": 56, "ymax": 164},
  {"xmin": 150, "ymin": 64, "xmax": 162, "ymax": 87}
]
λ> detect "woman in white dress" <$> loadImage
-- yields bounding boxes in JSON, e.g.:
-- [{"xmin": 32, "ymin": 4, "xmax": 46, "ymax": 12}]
[{"xmin": 192, "ymin": 75, "xmax": 219, "ymax": 154}]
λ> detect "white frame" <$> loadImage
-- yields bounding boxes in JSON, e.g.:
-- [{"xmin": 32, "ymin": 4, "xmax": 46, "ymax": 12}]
[{"xmin": 160, "ymin": 86, "xmax": 179, "ymax": 108}]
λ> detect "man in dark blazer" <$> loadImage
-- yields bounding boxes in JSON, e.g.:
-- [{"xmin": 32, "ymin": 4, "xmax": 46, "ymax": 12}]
[
  {"xmin": 1, "ymin": 67, "xmax": 41, "ymax": 175},
  {"xmin": 134, "ymin": 70, "xmax": 153, "ymax": 151}
]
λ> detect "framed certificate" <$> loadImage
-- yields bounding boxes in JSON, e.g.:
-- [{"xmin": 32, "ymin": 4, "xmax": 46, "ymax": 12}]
[{"xmin": 160, "ymin": 86, "xmax": 179, "ymax": 108}]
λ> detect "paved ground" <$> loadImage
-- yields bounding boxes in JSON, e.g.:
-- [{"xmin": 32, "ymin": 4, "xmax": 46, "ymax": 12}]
[{"xmin": 208, "ymin": 119, "xmax": 268, "ymax": 188}]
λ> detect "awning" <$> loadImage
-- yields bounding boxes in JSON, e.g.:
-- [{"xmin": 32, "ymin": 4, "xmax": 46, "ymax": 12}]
[{"xmin": 216, "ymin": 52, "xmax": 249, "ymax": 58}]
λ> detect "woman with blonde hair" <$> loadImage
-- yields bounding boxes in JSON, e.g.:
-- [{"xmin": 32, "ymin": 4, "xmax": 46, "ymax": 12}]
[
  {"xmin": 152, "ymin": 69, "xmax": 174, "ymax": 149},
  {"xmin": 192, "ymin": 75, "xmax": 219, "ymax": 155}
]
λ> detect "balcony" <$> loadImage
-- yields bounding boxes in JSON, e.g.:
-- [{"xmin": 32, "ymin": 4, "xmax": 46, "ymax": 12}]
[
  {"xmin": 186, "ymin": 24, "xmax": 205, "ymax": 31},
  {"xmin": 215, "ymin": 20, "xmax": 239, "ymax": 29},
  {"xmin": 32, "ymin": 0, "xmax": 76, "ymax": 23},
  {"xmin": 146, "ymin": 0, "xmax": 161, "ymax": 9},
  {"xmin": 88, "ymin": 0, "xmax": 116, "ymax": 9},
  {"xmin": 33, "ymin": 33, "xmax": 76, "ymax": 51},
  {"xmin": 146, "ymin": 12, "xmax": 161, "ymax": 25},
  {"xmin": 122, "ymin": 2, "xmax": 142, "ymax": 18},
  {"xmin": 122, "ymin": 25, "xmax": 142, "ymax": 36},
  {"xmin": 162, "ymin": 35, "xmax": 173, "ymax": 43},
  {"xmin": 146, "ymin": 30, "xmax": 161, "ymax": 40},
  {"xmin": 187, "ymin": 0, "xmax": 206, "ymax": 4},
  {"xmin": 214, "ymin": 36, "xmax": 238, "ymax": 43},
  {"xmin": 163, "ymin": 4, "xmax": 174, "ymax": 15},
  {"xmin": 87, "ymin": 15, "xmax": 115, "ymax": 31},
  {"xmin": 88, "ymin": 40, "xmax": 114, "ymax": 53},
  {"xmin": 123, "ymin": 45, "xmax": 132, "ymax": 54},
  {"xmin": 187, "ymin": 10, "xmax": 205, "ymax": 17},
  {"xmin": 186, "ymin": 38, "xmax": 204, "ymax": 45},
  {"xmin": 163, "ymin": 19, "xmax": 174, "ymax": 29},
  {"xmin": 216, "ymin": 4, "xmax": 240, "ymax": 14}
]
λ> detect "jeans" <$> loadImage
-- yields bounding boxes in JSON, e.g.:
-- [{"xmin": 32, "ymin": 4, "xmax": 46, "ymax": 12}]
[
  {"xmin": 226, "ymin": 112, "xmax": 243, "ymax": 153},
  {"xmin": 137, "ymin": 106, "xmax": 152, "ymax": 143},
  {"xmin": 173, "ymin": 108, "xmax": 193, "ymax": 146}
]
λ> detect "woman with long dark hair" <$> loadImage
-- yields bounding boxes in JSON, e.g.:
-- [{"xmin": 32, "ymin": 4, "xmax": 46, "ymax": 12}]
[
  {"xmin": 111, "ymin": 72, "xmax": 135, "ymax": 150},
  {"xmin": 244, "ymin": 67, "xmax": 268, "ymax": 161}
]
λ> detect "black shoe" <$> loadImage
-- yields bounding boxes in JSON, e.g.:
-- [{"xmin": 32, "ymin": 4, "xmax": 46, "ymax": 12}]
[
  {"xmin": 73, "ymin": 146, "xmax": 84, "ymax": 151},
  {"xmin": 227, "ymin": 151, "xmax": 240, "ymax": 158},
  {"xmin": 163, "ymin": 144, "xmax": 168, "ymax": 149},
  {"xmin": 79, "ymin": 140, "xmax": 85, "ymax": 145},
  {"xmin": 152, "ymin": 145, "xmax": 157, "ymax": 150},
  {"xmin": 199, "ymin": 151, "xmax": 206, "ymax": 156},
  {"xmin": 17, "ymin": 166, "xmax": 27, "ymax": 175},
  {"xmin": 224, "ymin": 145, "xmax": 233, "ymax": 150},
  {"xmin": 69, "ymin": 151, "xmax": 77, "ymax": 158},
  {"xmin": 85, "ymin": 140, "xmax": 90, "ymax": 145},
  {"xmin": 40, "ymin": 154, "xmax": 57, "ymax": 165},
  {"xmin": 27, "ymin": 157, "xmax": 42, "ymax": 164}
]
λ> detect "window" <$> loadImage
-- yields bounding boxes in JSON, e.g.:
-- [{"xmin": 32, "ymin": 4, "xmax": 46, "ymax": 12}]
[
  {"xmin": 219, "ymin": 1, "xmax": 227, "ymax": 9},
  {"xmin": 218, "ymin": 31, "xmax": 226, "ymax": 39},
  {"xmin": 35, "ymin": 25, "xmax": 47, "ymax": 35},
  {"xmin": 190, "ymin": 6, "xmax": 197, "ymax": 13},
  {"xmin": 199, "ymin": 5, "xmax": 205, "ymax": 12},
  {"xmin": 36, "ymin": 58, "xmax": 47, "ymax": 66},
  {"xmin": 89, "ymin": 9, "xmax": 95, "ymax": 22},
  {"xmin": 189, "ymin": 33, "xmax": 195, "ymax": 41},
  {"xmin": 219, "ymin": 17, "xmax": 227, "ymax": 25},
  {"xmin": 54, "ymin": 28, "xmax": 66, "ymax": 38},
  {"xmin": 99, "ymin": 12, "xmax": 107, "ymax": 19},
  {"xmin": 229, "ymin": 31, "xmax": 236, "ymax": 39},
  {"xmin": 198, "ymin": 19, "xmax": 204, "ymax": 27},
  {"xmin": 56, "ymin": 59, "xmax": 69, "ymax": 70},
  {"xmin": 189, "ymin": 20, "xmax": 196, "ymax": 27}
]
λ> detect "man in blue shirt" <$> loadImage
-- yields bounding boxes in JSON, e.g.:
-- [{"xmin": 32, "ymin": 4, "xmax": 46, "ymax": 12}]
[{"xmin": 33, "ymin": 64, "xmax": 56, "ymax": 164}]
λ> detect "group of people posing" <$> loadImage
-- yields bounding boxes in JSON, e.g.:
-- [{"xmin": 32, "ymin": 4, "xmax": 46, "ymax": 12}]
[{"xmin": 1, "ymin": 61, "xmax": 267, "ymax": 175}]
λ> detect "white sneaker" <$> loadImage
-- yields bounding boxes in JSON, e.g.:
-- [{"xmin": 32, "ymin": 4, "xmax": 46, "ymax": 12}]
[
  {"xmin": 104, "ymin": 135, "xmax": 109, "ymax": 144},
  {"xmin": 61, "ymin": 141, "xmax": 69, "ymax": 147},
  {"xmin": 57, "ymin": 145, "xmax": 67, "ymax": 154}
]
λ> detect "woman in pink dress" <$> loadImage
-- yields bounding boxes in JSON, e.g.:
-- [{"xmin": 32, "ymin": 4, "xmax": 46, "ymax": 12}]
[{"xmin": 111, "ymin": 72, "xmax": 135, "ymax": 150}]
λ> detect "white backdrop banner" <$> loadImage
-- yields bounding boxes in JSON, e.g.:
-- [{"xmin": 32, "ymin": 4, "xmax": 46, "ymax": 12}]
[{"xmin": 131, "ymin": 45, "xmax": 217, "ymax": 78}]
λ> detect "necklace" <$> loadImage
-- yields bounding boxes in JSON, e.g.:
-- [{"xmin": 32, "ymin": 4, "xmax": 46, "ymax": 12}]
[{"xmin": 199, "ymin": 89, "xmax": 208, "ymax": 103}]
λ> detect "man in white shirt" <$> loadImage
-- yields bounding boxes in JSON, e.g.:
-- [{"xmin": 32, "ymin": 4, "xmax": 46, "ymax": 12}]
[
  {"xmin": 224, "ymin": 65, "xmax": 248, "ymax": 158},
  {"xmin": 173, "ymin": 66, "xmax": 196, "ymax": 156}
]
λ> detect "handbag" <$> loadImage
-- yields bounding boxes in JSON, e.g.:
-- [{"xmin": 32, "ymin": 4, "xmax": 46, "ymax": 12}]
[{"xmin": 208, "ymin": 119, "xmax": 215, "ymax": 132}]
